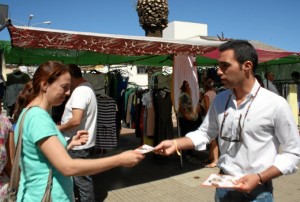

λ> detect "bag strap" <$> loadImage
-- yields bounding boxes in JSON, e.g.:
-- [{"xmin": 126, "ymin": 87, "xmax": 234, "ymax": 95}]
[
  {"xmin": 9, "ymin": 107, "xmax": 33, "ymax": 195},
  {"xmin": 41, "ymin": 169, "xmax": 52, "ymax": 202}
]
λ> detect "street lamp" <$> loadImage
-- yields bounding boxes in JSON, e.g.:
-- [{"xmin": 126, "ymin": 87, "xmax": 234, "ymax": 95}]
[
  {"xmin": 27, "ymin": 14, "xmax": 34, "ymax": 26},
  {"xmin": 8, "ymin": 14, "xmax": 52, "ymax": 27},
  {"xmin": 26, "ymin": 14, "xmax": 51, "ymax": 27},
  {"xmin": 31, "ymin": 21, "xmax": 52, "ymax": 27}
]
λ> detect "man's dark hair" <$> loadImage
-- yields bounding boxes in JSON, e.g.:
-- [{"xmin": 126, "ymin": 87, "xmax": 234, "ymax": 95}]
[
  {"xmin": 291, "ymin": 71, "xmax": 300, "ymax": 80},
  {"xmin": 66, "ymin": 64, "xmax": 82, "ymax": 78},
  {"xmin": 218, "ymin": 40, "xmax": 258, "ymax": 72}
]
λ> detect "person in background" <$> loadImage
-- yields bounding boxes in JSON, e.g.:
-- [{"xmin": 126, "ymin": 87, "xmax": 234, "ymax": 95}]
[
  {"xmin": 0, "ymin": 110, "xmax": 13, "ymax": 201},
  {"xmin": 254, "ymin": 74, "xmax": 264, "ymax": 88},
  {"xmin": 58, "ymin": 64, "xmax": 98, "ymax": 202},
  {"xmin": 178, "ymin": 80, "xmax": 202, "ymax": 157},
  {"xmin": 202, "ymin": 78, "xmax": 218, "ymax": 168},
  {"xmin": 263, "ymin": 71, "xmax": 279, "ymax": 95},
  {"xmin": 155, "ymin": 40, "xmax": 300, "ymax": 201},
  {"xmin": 14, "ymin": 61, "xmax": 144, "ymax": 202},
  {"xmin": 291, "ymin": 71, "xmax": 300, "ymax": 83}
]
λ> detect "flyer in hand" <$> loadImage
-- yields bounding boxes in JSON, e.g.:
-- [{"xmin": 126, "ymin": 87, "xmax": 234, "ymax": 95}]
[
  {"xmin": 202, "ymin": 173, "xmax": 240, "ymax": 188},
  {"xmin": 135, "ymin": 144, "xmax": 155, "ymax": 154}
]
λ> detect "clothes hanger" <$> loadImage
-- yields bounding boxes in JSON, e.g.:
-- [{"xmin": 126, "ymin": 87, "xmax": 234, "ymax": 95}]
[
  {"xmin": 12, "ymin": 67, "xmax": 22, "ymax": 75},
  {"xmin": 90, "ymin": 69, "xmax": 101, "ymax": 74}
]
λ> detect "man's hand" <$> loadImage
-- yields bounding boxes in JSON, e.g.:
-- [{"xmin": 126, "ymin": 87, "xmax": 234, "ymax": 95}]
[
  {"xmin": 154, "ymin": 140, "xmax": 176, "ymax": 156},
  {"xmin": 233, "ymin": 174, "xmax": 261, "ymax": 193}
]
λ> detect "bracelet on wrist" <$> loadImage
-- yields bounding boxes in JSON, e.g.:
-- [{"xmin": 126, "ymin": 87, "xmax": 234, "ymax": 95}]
[
  {"xmin": 173, "ymin": 140, "xmax": 181, "ymax": 156},
  {"xmin": 257, "ymin": 173, "xmax": 263, "ymax": 185}
]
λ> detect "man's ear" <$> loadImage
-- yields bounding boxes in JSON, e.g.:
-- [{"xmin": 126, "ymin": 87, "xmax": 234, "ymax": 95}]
[{"xmin": 243, "ymin": 61, "xmax": 253, "ymax": 72}]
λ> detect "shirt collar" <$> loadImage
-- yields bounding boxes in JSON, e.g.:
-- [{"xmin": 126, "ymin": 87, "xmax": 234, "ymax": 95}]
[
  {"xmin": 228, "ymin": 80, "xmax": 261, "ymax": 101},
  {"xmin": 249, "ymin": 80, "xmax": 261, "ymax": 98}
]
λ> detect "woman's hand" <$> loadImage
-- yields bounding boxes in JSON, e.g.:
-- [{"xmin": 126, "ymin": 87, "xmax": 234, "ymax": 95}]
[
  {"xmin": 117, "ymin": 150, "xmax": 145, "ymax": 167},
  {"xmin": 67, "ymin": 130, "xmax": 89, "ymax": 150}
]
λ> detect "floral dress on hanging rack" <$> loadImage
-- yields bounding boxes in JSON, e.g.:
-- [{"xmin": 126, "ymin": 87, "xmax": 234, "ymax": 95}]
[{"xmin": 0, "ymin": 114, "xmax": 13, "ymax": 201}]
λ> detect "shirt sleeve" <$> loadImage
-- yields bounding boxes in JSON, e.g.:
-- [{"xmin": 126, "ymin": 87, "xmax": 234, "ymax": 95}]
[
  {"xmin": 27, "ymin": 109, "xmax": 58, "ymax": 144},
  {"xmin": 186, "ymin": 102, "xmax": 219, "ymax": 151},
  {"xmin": 69, "ymin": 86, "xmax": 92, "ymax": 110}
]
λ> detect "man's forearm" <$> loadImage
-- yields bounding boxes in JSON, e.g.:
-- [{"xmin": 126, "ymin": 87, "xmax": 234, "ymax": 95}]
[
  {"xmin": 58, "ymin": 119, "xmax": 80, "ymax": 132},
  {"xmin": 176, "ymin": 137, "xmax": 196, "ymax": 150},
  {"xmin": 258, "ymin": 166, "xmax": 282, "ymax": 183}
]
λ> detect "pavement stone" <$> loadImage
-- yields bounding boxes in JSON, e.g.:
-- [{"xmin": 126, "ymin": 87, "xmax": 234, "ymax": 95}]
[{"xmin": 92, "ymin": 129, "xmax": 300, "ymax": 202}]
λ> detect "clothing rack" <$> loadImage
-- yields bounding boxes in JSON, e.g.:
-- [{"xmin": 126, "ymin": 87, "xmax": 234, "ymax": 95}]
[
  {"xmin": 273, "ymin": 79, "xmax": 299, "ymax": 84},
  {"xmin": 107, "ymin": 67, "xmax": 133, "ymax": 77}
]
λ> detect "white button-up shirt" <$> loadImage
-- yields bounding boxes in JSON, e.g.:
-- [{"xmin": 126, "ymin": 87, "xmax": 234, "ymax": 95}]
[{"xmin": 186, "ymin": 80, "xmax": 300, "ymax": 177}]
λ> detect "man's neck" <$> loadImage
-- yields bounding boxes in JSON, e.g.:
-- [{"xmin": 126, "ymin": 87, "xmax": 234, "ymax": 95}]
[
  {"xmin": 234, "ymin": 78, "xmax": 255, "ymax": 106},
  {"xmin": 73, "ymin": 78, "xmax": 87, "ymax": 88}
]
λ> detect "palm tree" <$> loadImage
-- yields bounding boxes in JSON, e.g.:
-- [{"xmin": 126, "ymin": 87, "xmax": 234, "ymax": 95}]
[
  {"xmin": 136, "ymin": 0, "xmax": 169, "ymax": 82},
  {"xmin": 136, "ymin": 0, "xmax": 169, "ymax": 37}
]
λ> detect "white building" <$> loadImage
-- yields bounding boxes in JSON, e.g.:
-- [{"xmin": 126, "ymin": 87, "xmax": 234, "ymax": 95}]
[
  {"xmin": 163, "ymin": 21, "xmax": 208, "ymax": 40},
  {"xmin": 121, "ymin": 21, "xmax": 209, "ymax": 88}
]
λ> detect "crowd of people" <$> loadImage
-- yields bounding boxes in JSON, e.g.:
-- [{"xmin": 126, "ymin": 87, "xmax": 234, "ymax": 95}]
[{"xmin": 0, "ymin": 40, "xmax": 299, "ymax": 202}]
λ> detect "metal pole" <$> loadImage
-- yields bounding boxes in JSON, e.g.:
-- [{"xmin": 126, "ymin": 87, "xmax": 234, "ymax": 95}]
[{"xmin": 175, "ymin": 111, "xmax": 183, "ymax": 169}]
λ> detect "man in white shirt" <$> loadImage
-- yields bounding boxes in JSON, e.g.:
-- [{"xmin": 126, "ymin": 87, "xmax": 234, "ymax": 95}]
[
  {"xmin": 263, "ymin": 71, "xmax": 280, "ymax": 95},
  {"xmin": 155, "ymin": 40, "xmax": 300, "ymax": 201},
  {"xmin": 58, "ymin": 64, "xmax": 97, "ymax": 202}
]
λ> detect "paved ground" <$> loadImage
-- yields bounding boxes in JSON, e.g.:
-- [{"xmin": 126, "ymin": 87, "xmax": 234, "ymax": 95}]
[{"xmin": 92, "ymin": 127, "xmax": 300, "ymax": 202}]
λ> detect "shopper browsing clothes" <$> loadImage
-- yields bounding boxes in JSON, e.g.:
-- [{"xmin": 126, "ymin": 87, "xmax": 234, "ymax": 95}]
[
  {"xmin": 202, "ymin": 78, "xmax": 218, "ymax": 168},
  {"xmin": 13, "ymin": 61, "xmax": 144, "ymax": 201},
  {"xmin": 155, "ymin": 40, "xmax": 300, "ymax": 201},
  {"xmin": 178, "ymin": 80, "xmax": 202, "ymax": 158},
  {"xmin": 178, "ymin": 80, "xmax": 202, "ymax": 136}
]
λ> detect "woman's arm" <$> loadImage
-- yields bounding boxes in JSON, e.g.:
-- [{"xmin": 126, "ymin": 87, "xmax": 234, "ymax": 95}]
[{"xmin": 38, "ymin": 136, "xmax": 144, "ymax": 176}]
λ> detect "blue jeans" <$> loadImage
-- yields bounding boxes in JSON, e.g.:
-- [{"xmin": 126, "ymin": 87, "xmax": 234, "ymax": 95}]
[
  {"xmin": 215, "ymin": 181, "xmax": 273, "ymax": 202},
  {"xmin": 68, "ymin": 147, "xmax": 96, "ymax": 202}
]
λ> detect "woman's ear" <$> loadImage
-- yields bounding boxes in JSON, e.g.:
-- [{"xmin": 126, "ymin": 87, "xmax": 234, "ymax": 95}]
[{"xmin": 41, "ymin": 81, "xmax": 49, "ymax": 92}]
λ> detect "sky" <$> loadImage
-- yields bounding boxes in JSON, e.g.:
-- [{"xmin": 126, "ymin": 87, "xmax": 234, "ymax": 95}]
[{"xmin": 0, "ymin": 0, "xmax": 299, "ymax": 52}]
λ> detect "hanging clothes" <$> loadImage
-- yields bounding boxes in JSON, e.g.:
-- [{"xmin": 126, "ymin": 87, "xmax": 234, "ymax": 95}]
[
  {"xmin": 153, "ymin": 88, "xmax": 174, "ymax": 145},
  {"xmin": 141, "ymin": 90, "xmax": 155, "ymax": 146},
  {"xmin": 3, "ymin": 70, "xmax": 31, "ymax": 116},
  {"xmin": 142, "ymin": 91, "xmax": 155, "ymax": 137},
  {"xmin": 134, "ymin": 89, "xmax": 145, "ymax": 137},
  {"xmin": 95, "ymin": 95, "xmax": 118, "ymax": 150},
  {"xmin": 82, "ymin": 71, "xmax": 106, "ymax": 95}
]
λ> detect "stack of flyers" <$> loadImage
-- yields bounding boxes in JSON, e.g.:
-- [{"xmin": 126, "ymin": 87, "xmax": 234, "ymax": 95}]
[{"xmin": 202, "ymin": 174, "xmax": 240, "ymax": 188}]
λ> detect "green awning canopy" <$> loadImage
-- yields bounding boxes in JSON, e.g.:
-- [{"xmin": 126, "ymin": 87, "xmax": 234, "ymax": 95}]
[
  {"xmin": 257, "ymin": 54, "xmax": 300, "ymax": 66},
  {"xmin": 0, "ymin": 40, "xmax": 174, "ymax": 66},
  {"xmin": 2, "ymin": 39, "xmax": 298, "ymax": 67},
  {"xmin": 2, "ymin": 24, "xmax": 299, "ymax": 67}
]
